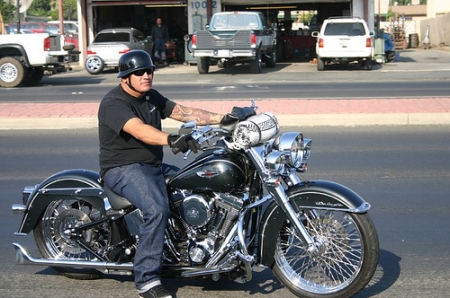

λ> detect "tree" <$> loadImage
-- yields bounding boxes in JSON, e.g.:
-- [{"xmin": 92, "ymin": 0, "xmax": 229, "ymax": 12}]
[
  {"xmin": 28, "ymin": 0, "xmax": 52, "ymax": 17},
  {"xmin": 50, "ymin": 0, "xmax": 77, "ymax": 20},
  {"xmin": 1, "ymin": 1, "xmax": 18, "ymax": 22}
]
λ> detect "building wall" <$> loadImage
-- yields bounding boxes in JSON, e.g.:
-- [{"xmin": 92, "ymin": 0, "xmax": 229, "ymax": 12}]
[{"xmin": 427, "ymin": 0, "xmax": 450, "ymax": 17}]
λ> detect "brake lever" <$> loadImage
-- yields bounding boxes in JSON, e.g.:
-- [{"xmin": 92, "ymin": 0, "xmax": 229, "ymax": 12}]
[{"xmin": 183, "ymin": 149, "xmax": 191, "ymax": 160}]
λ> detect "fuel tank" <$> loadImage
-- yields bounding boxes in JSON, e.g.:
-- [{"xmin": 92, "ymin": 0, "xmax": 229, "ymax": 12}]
[{"xmin": 168, "ymin": 149, "xmax": 246, "ymax": 192}]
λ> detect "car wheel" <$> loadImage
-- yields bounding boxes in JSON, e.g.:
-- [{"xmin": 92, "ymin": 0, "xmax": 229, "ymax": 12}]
[
  {"xmin": 0, "ymin": 57, "xmax": 25, "ymax": 88},
  {"xmin": 364, "ymin": 59, "xmax": 373, "ymax": 71},
  {"xmin": 22, "ymin": 67, "xmax": 44, "ymax": 86},
  {"xmin": 317, "ymin": 56, "xmax": 325, "ymax": 71},
  {"xmin": 85, "ymin": 56, "xmax": 104, "ymax": 75},
  {"xmin": 197, "ymin": 57, "xmax": 210, "ymax": 74},
  {"xmin": 265, "ymin": 49, "xmax": 276, "ymax": 68},
  {"xmin": 250, "ymin": 49, "xmax": 262, "ymax": 74}
]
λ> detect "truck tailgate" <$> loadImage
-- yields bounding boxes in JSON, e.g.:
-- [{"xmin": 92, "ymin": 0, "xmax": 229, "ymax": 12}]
[
  {"xmin": 195, "ymin": 30, "xmax": 252, "ymax": 49},
  {"xmin": 322, "ymin": 36, "xmax": 369, "ymax": 55}
]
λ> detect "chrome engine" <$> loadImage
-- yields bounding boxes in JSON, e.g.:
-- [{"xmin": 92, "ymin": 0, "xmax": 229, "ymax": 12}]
[{"xmin": 168, "ymin": 190, "xmax": 245, "ymax": 265}]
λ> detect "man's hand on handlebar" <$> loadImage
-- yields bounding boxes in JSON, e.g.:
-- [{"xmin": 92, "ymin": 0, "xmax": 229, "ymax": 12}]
[{"xmin": 168, "ymin": 134, "xmax": 200, "ymax": 154}]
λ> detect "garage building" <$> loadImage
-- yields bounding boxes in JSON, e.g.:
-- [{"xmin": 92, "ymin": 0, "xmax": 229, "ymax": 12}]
[{"xmin": 75, "ymin": 0, "xmax": 374, "ymax": 65}]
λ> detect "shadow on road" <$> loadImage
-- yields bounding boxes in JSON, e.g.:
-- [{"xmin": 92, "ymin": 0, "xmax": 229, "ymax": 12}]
[
  {"xmin": 354, "ymin": 249, "xmax": 401, "ymax": 297},
  {"xmin": 34, "ymin": 249, "xmax": 400, "ymax": 297}
]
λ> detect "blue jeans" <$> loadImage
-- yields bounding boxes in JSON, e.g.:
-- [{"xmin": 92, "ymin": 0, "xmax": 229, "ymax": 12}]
[
  {"xmin": 102, "ymin": 163, "xmax": 178, "ymax": 291},
  {"xmin": 154, "ymin": 39, "xmax": 166, "ymax": 62}
]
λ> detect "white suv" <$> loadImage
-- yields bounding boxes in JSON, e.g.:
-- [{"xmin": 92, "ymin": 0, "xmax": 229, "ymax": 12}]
[{"xmin": 312, "ymin": 17, "xmax": 374, "ymax": 71}]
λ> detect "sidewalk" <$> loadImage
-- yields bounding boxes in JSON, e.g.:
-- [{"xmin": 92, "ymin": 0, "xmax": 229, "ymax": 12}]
[{"xmin": 1, "ymin": 97, "xmax": 449, "ymax": 130}]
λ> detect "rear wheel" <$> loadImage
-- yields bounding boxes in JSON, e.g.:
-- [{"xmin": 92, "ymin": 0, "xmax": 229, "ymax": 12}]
[
  {"xmin": 22, "ymin": 67, "xmax": 44, "ymax": 86},
  {"xmin": 364, "ymin": 58, "xmax": 373, "ymax": 70},
  {"xmin": 197, "ymin": 57, "xmax": 210, "ymax": 74},
  {"xmin": 85, "ymin": 56, "xmax": 104, "ymax": 75},
  {"xmin": 250, "ymin": 49, "xmax": 262, "ymax": 73},
  {"xmin": 34, "ymin": 198, "xmax": 110, "ymax": 280},
  {"xmin": 273, "ymin": 209, "xmax": 379, "ymax": 297},
  {"xmin": 0, "ymin": 57, "xmax": 25, "ymax": 88},
  {"xmin": 317, "ymin": 56, "xmax": 325, "ymax": 71}
]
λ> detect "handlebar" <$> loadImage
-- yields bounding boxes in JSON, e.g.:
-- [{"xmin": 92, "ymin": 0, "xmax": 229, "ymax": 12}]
[{"xmin": 172, "ymin": 125, "xmax": 230, "ymax": 159}]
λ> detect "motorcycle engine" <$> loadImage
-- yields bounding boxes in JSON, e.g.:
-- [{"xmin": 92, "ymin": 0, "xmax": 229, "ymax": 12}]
[
  {"xmin": 179, "ymin": 194, "xmax": 213, "ymax": 227},
  {"xmin": 171, "ymin": 190, "xmax": 245, "ymax": 264}
]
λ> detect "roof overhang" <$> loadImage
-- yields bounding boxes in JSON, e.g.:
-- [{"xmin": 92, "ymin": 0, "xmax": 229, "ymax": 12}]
[{"xmin": 223, "ymin": 0, "xmax": 349, "ymax": 4}]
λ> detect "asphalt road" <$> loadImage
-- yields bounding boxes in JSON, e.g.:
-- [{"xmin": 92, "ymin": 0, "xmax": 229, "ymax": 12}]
[
  {"xmin": 1, "ymin": 49, "xmax": 450, "ymax": 103},
  {"xmin": 1, "ymin": 126, "xmax": 449, "ymax": 297}
]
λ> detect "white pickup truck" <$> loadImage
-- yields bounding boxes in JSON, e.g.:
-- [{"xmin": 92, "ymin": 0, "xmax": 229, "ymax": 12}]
[{"xmin": 0, "ymin": 33, "xmax": 76, "ymax": 87}]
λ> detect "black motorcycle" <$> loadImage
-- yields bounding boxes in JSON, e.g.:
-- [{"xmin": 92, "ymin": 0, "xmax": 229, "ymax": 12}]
[{"xmin": 12, "ymin": 103, "xmax": 379, "ymax": 297}]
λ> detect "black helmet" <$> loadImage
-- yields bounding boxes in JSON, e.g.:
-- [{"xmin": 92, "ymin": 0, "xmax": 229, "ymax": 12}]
[{"xmin": 117, "ymin": 50, "xmax": 155, "ymax": 78}]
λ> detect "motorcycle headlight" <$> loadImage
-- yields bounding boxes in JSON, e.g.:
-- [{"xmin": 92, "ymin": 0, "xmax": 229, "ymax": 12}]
[
  {"xmin": 264, "ymin": 151, "xmax": 286, "ymax": 174},
  {"xmin": 274, "ymin": 132, "xmax": 304, "ymax": 167}
]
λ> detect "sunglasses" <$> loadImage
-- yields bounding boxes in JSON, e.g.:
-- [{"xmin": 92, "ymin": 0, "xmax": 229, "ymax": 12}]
[{"xmin": 133, "ymin": 69, "xmax": 154, "ymax": 76}]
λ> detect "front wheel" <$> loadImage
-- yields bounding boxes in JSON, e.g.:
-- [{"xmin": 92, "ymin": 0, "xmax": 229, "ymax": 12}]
[
  {"xmin": 273, "ymin": 209, "xmax": 379, "ymax": 297},
  {"xmin": 34, "ymin": 198, "xmax": 110, "ymax": 280},
  {"xmin": 265, "ymin": 49, "xmax": 277, "ymax": 68}
]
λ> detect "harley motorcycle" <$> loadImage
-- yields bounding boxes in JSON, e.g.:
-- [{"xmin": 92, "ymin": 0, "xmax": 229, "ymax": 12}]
[{"xmin": 12, "ymin": 103, "xmax": 379, "ymax": 297}]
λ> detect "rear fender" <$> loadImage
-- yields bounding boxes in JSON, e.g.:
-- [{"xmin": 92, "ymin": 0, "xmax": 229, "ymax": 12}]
[
  {"xmin": 16, "ymin": 169, "xmax": 106, "ymax": 234},
  {"xmin": 0, "ymin": 44, "xmax": 31, "ymax": 67},
  {"xmin": 258, "ymin": 180, "xmax": 370, "ymax": 267}
]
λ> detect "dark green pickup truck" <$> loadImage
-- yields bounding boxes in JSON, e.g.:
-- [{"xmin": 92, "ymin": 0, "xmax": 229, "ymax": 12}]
[{"xmin": 192, "ymin": 11, "xmax": 277, "ymax": 74}]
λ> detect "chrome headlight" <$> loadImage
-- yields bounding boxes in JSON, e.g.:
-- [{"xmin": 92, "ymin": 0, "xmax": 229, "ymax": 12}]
[
  {"xmin": 273, "ymin": 132, "xmax": 312, "ymax": 170},
  {"xmin": 273, "ymin": 132, "xmax": 303, "ymax": 167},
  {"xmin": 264, "ymin": 151, "xmax": 287, "ymax": 174}
]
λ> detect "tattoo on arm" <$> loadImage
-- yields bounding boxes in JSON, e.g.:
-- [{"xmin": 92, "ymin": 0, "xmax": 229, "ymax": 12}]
[{"xmin": 171, "ymin": 105, "xmax": 223, "ymax": 125}]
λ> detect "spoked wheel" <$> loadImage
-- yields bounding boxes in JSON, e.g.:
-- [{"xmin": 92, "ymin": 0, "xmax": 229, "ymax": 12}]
[
  {"xmin": 273, "ymin": 209, "xmax": 379, "ymax": 297},
  {"xmin": 34, "ymin": 198, "xmax": 110, "ymax": 280}
]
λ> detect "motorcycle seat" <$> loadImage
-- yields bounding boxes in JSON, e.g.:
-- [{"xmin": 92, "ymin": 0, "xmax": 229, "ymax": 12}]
[{"xmin": 103, "ymin": 184, "xmax": 134, "ymax": 210}]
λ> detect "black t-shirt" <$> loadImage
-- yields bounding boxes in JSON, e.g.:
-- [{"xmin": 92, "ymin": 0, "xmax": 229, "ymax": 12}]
[{"xmin": 98, "ymin": 85, "xmax": 176, "ymax": 176}]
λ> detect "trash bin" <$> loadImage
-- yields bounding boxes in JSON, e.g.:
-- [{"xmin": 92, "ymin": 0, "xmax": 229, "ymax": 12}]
[{"xmin": 409, "ymin": 33, "xmax": 419, "ymax": 48}]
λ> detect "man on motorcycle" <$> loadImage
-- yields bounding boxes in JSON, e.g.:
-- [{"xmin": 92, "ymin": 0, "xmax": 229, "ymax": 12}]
[{"xmin": 98, "ymin": 50, "xmax": 224, "ymax": 298}]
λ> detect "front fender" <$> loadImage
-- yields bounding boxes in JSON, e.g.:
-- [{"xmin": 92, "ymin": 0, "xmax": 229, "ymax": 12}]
[
  {"xmin": 259, "ymin": 180, "xmax": 370, "ymax": 267},
  {"xmin": 16, "ymin": 169, "xmax": 105, "ymax": 235}
]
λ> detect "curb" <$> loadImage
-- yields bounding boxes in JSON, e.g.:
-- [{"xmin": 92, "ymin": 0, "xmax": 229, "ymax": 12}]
[
  {"xmin": 1, "ymin": 97, "xmax": 450, "ymax": 130},
  {"xmin": 2, "ymin": 112, "xmax": 450, "ymax": 130}
]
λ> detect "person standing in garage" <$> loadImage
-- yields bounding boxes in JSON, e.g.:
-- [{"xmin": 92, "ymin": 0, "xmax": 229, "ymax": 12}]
[{"xmin": 151, "ymin": 17, "xmax": 170, "ymax": 66}]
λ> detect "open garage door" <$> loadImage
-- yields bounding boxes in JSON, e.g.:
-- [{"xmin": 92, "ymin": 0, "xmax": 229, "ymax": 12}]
[
  {"xmin": 88, "ymin": 1, "xmax": 188, "ymax": 62},
  {"xmin": 221, "ymin": 1, "xmax": 352, "ymax": 62}
]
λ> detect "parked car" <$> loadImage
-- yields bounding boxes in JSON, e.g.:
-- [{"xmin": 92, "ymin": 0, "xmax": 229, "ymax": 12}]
[
  {"xmin": 311, "ymin": 17, "xmax": 374, "ymax": 71},
  {"xmin": 48, "ymin": 20, "xmax": 79, "ymax": 34},
  {"xmin": 4, "ymin": 24, "xmax": 34, "ymax": 34},
  {"xmin": 85, "ymin": 28, "xmax": 154, "ymax": 74},
  {"xmin": 16, "ymin": 22, "xmax": 60, "ymax": 34}
]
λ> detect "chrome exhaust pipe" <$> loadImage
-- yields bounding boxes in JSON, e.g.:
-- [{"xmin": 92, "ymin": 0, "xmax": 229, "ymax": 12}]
[{"xmin": 13, "ymin": 243, "xmax": 133, "ymax": 273}]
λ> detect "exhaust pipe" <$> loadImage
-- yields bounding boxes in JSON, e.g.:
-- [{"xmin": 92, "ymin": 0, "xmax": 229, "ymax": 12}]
[{"xmin": 13, "ymin": 243, "xmax": 133, "ymax": 273}]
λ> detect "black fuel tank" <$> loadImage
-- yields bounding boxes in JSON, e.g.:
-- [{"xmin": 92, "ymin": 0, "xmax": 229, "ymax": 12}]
[{"xmin": 169, "ymin": 150, "xmax": 246, "ymax": 192}]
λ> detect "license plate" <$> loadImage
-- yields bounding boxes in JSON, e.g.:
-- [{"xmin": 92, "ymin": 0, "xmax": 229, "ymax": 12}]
[{"xmin": 217, "ymin": 50, "xmax": 230, "ymax": 57}]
